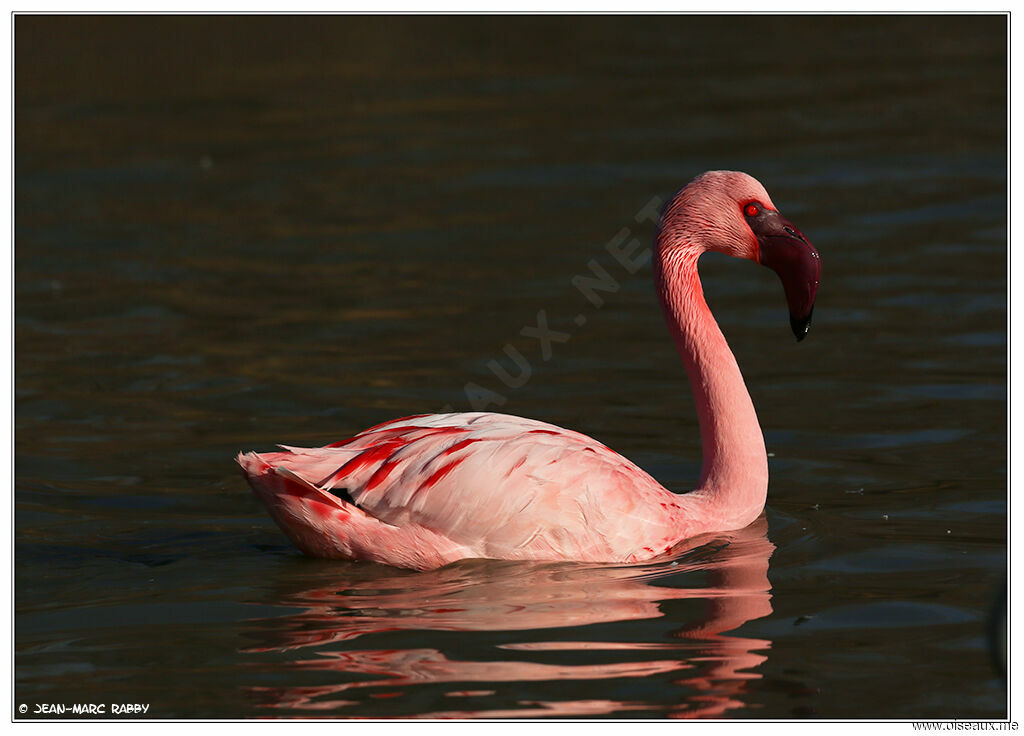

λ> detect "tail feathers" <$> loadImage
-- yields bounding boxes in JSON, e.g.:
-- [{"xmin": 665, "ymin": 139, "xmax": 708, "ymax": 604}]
[
  {"xmin": 238, "ymin": 450, "xmax": 476, "ymax": 569},
  {"xmin": 238, "ymin": 450, "xmax": 347, "ymax": 510},
  {"xmin": 239, "ymin": 446, "xmax": 362, "ymax": 491},
  {"xmin": 236, "ymin": 450, "xmax": 270, "ymax": 477}
]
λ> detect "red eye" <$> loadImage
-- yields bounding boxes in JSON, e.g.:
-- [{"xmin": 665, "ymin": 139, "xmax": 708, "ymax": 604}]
[{"xmin": 744, "ymin": 203, "xmax": 760, "ymax": 217}]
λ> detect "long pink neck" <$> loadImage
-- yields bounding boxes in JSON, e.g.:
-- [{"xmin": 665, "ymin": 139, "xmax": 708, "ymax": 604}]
[{"xmin": 654, "ymin": 235, "xmax": 768, "ymax": 528}]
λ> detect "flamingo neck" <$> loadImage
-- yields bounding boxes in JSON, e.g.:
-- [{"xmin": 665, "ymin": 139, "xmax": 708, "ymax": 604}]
[{"xmin": 654, "ymin": 236, "xmax": 768, "ymax": 529}]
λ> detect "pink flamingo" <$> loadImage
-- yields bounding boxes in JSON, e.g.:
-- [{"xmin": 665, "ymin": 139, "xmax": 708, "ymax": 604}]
[{"xmin": 238, "ymin": 171, "xmax": 821, "ymax": 570}]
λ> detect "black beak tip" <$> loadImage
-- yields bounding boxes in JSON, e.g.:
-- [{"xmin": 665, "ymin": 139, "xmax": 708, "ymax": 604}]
[{"xmin": 790, "ymin": 309, "xmax": 813, "ymax": 342}]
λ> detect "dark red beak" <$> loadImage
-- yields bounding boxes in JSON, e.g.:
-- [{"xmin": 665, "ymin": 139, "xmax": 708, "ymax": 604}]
[{"xmin": 750, "ymin": 209, "xmax": 821, "ymax": 341}]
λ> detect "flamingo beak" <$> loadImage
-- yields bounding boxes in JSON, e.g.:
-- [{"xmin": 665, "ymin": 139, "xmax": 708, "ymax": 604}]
[{"xmin": 753, "ymin": 211, "xmax": 821, "ymax": 342}]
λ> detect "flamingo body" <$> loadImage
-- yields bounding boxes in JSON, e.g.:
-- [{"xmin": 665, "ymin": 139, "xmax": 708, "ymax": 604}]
[
  {"xmin": 239, "ymin": 412, "xmax": 704, "ymax": 570},
  {"xmin": 239, "ymin": 171, "xmax": 821, "ymax": 570}
]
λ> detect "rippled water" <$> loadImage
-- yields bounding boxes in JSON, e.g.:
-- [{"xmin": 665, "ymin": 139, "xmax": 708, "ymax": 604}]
[{"xmin": 15, "ymin": 15, "xmax": 1006, "ymax": 719}]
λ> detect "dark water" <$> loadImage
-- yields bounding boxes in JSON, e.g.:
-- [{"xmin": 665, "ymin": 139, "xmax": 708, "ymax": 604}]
[{"xmin": 15, "ymin": 15, "xmax": 1007, "ymax": 719}]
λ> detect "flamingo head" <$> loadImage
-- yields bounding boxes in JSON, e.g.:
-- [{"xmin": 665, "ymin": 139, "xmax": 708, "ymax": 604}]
[{"xmin": 660, "ymin": 170, "xmax": 822, "ymax": 341}]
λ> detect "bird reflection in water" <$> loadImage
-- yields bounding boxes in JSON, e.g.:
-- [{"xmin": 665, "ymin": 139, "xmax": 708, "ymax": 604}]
[{"xmin": 243, "ymin": 518, "xmax": 775, "ymax": 718}]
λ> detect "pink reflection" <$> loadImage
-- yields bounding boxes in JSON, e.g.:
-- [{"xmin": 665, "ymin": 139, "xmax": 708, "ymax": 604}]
[{"xmin": 246, "ymin": 518, "xmax": 775, "ymax": 718}]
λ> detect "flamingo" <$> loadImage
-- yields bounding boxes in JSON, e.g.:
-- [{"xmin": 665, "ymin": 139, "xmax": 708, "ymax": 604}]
[{"xmin": 238, "ymin": 171, "xmax": 821, "ymax": 570}]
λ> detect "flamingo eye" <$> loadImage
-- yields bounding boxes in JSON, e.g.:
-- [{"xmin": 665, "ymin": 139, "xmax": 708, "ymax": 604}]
[{"xmin": 744, "ymin": 203, "xmax": 760, "ymax": 218}]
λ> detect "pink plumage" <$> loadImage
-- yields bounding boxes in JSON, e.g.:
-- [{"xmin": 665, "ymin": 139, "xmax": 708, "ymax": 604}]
[{"xmin": 238, "ymin": 171, "xmax": 821, "ymax": 570}]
